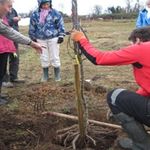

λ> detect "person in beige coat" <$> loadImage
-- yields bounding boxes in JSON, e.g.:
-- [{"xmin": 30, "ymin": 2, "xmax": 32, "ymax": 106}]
[{"xmin": 0, "ymin": 0, "xmax": 43, "ymax": 105}]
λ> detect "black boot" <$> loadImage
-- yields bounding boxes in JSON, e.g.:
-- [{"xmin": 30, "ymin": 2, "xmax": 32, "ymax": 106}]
[
  {"xmin": 54, "ymin": 67, "xmax": 61, "ymax": 81},
  {"xmin": 41, "ymin": 68, "xmax": 49, "ymax": 82},
  {"xmin": 114, "ymin": 112, "xmax": 150, "ymax": 150}
]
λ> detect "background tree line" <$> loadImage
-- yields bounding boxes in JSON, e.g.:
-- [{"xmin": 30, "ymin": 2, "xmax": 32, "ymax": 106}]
[
  {"xmin": 91, "ymin": 0, "xmax": 143, "ymax": 19},
  {"xmin": 18, "ymin": 0, "xmax": 144, "ymax": 20}
]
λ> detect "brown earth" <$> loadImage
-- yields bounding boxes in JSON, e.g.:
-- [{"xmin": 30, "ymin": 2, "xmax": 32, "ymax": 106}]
[{"xmin": 0, "ymin": 80, "xmax": 135, "ymax": 150}]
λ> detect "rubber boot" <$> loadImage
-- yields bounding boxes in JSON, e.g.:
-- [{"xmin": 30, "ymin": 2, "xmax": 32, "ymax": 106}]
[
  {"xmin": 114, "ymin": 112, "xmax": 150, "ymax": 150},
  {"xmin": 0, "ymin": 87, "xmax": 8, "ymax": 105},
  {"xmin": 54, "ymin": 67, "xmax": 61, "ymax": 81},
  {"xmin": 41, "ymin": 68, "xmax": 49, "ymax": 82}
]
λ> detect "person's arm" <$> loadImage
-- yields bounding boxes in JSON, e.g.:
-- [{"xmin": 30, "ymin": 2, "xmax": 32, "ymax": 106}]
[
  {"xmin": 71, "ymin": 31, "xmax": 140, "ymax": 66},
  {"xmin": 136, "ymin": 12, "xmax": 143, "ymax": 28},
  {"xmin": 28, "ymin": 14, "xmax": 37, "ymax": 42},
  {"xmin": 6, "ymin": 14, "xmax": 13, "ymax": 26},
  {"xmin": 7, "ymin": 10, "xmax": 14, "ymax": 26},
  {"xmin": 0, "ymin": 21, "xmax": 42, "ymax": 53},
  {"xmin": 55, "ymin": 11, "xmax": 65, "ymax": 44},
  {"xmin": 79, "ymin": 39, "xmax": 140, "ymax": 65},
  {"xmin": 0, "ymin": 21, "xmax": 31, "ymax": 45},
  {"xmin": 6, "ymin": 8, "xmax": 20, "ymax": 28},
  {"xmin": 56, "ymin": 13, "xmax": 65, "ymax": 37}
]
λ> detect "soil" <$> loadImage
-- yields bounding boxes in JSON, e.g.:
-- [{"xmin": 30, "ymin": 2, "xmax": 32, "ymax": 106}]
[{"xmin": 0, "ymin": 80, "xmax": 131, "ymax": 150}]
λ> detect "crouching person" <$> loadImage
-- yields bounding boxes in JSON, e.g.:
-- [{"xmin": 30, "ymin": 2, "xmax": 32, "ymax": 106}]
[
  {"xmin": 107, "ymin": 89, "xmax": 150, "ymax": 149},
  {"xmin": 71, "ymin": 27, "xmax": 150, "ymax": 150}
]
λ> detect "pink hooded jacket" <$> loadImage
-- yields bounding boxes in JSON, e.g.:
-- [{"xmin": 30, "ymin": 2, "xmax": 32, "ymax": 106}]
[{"xmin": 0, "ymin": 17, "xmax": 16, "ymax": 54}]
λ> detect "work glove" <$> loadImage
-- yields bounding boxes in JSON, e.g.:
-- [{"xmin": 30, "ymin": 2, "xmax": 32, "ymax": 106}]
[
  {"xmin": 32, "ymin": 39, "xmax": 37, "ymax": 42},
  {"xmin": 71, "ymin": 30, "xmax": 86, "ymax": 42},
  {"xmin": 57, "ymin": 37, "xmax": 64, "ymax": 44}
]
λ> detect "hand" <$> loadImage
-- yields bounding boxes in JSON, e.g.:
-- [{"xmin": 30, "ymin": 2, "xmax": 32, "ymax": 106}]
[
  {"xmin": 30, "ymin": 41, "xmax": 42, "ymax": 54},
  {"xmin": 71, "ymin": 30, "xmax": 86, "ymax": 42},
  {"xmin": 13, "ymin": 16, "xmax": 21, "ymax": 22},
  {"xmin": 57, "ymin": 37, "xmax": 64, "ymax": 44}
]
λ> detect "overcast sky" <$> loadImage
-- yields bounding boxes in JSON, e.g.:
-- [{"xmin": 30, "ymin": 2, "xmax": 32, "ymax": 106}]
[{"xmin": 13, "ymin": 0, "xmax": 147, "ymax": 15}]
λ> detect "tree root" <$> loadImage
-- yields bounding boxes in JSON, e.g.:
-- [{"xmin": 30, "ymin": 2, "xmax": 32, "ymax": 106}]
[
  {"xmin": 54, "ymin": 124, "xmax": 118, "ymax": 149},
  {"xmin": 34, "ymin": 99, "xmax": 46, "ymax": 112}
]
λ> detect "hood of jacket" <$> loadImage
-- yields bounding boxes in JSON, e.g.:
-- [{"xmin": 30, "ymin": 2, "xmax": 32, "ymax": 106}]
[{"xmin": 37, "ymin": 0, "xmax": 51, "ymax": 7}]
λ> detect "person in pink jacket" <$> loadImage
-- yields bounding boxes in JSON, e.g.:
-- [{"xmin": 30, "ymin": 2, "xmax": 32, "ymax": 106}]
[
  {"xmin": 0, "ymin": 16, "xmax": 16, "ymax": 88},
  {"xmin": 71, "ymin": 27, "xmax": 150, "ymax": 150},
  {"xmin": 0, "ymin": 16, "xmax": 16, "ymax": 54},
  {"xmin": 0, "ymin": 0, "xmax": 43, "ymax": 105}
]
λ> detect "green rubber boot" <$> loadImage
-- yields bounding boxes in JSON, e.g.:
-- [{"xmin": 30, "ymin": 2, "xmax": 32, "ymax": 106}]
[
  {"xmin": 41, "ymin": 68, "xmax": 49, "ymax": 82},
  {"xmin": 54, "ymin": 67, "xmax": 61, "ymax": 81}
]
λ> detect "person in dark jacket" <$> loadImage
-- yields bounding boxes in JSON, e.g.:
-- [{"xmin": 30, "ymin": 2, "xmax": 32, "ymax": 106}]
[
  {"xmin": 71, "ymin": 27, "xmax": 150, "ymax": 150},
  {"xmin": 2, "ymin": 7, "xmax": 23, "ymax": 87}
]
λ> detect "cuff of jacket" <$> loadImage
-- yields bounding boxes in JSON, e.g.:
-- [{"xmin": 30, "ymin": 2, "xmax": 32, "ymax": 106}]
[{"xmin": 59, "ymin": 33, "xmax": 66, "ymax": 37}]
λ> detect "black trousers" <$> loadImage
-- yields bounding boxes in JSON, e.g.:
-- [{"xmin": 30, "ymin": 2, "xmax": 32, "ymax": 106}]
[
  {"xmin": 3, "ymin": 43, "xmax": 19, "ymax": 82},
  {"xmin": 0, "ymin": 53, "xmax": 9, "ymax": 88},
  {"xmin": 107, "ymin": 89, "xmax": 150, "ymax": 127}
]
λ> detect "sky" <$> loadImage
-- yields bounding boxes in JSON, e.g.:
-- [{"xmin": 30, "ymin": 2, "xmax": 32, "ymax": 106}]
[{"xmin": 13, "ymin": 0, "xmax": 147, "ymax": 15}]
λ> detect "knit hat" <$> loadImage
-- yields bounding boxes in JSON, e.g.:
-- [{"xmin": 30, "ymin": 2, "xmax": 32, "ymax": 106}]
[{"xmin": 38, "ymin": 0, "xmax": 52, "ymax": 7}]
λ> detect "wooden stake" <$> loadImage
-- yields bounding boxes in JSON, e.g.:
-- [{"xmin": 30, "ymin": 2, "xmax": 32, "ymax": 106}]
[
  {"xmin": 74, "ymin": 64, "xmax": 86, "ymax": 138},
  {"xmin": 42, "ymin": 111, "xmax": 121, "ymax": 129}
]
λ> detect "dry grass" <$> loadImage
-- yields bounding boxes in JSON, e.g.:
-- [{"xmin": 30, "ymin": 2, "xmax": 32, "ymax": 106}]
[{"xmin": 19, "ymin": 19, "xmax": 136, "ymax": 87}]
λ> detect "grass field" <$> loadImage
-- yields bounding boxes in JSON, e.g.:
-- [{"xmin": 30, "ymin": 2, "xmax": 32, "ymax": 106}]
[
  {"xmin": 19, "ymin": 19, "xmax": 136, "ymax": 86},
  {"xmin": 0, "ymin": 19, "xmax": 139, "ymax": 150}
]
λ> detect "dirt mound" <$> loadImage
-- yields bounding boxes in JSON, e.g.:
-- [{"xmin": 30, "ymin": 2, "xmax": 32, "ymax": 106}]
[{"xmin": 0, "ymin": 82, "xmax": 124, "ymax": 150}]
